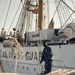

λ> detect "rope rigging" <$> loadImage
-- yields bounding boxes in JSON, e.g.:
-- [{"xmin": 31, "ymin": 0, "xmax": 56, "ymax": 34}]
[
  {"xmin": 15, "ymin": 0, "xmax": 28, "ymax": 34},
  {"xmin": 51, "ymin": 0, "xmax": 75, "ymax": 29},
  {"xmin": 60, "ymin": 0, "xmax": 75, "ymax": 28},
  {"xmin": 3, "ymin": 0, "xmax": 12, "ymax": 29},
  {"xmin": 61, "ymin": 12, "xmax": 74, "ymax": 28},
  {"xmin": 7, "ymin": 1, "xmax": 22, "ymax": 33},
  {"xmin": 59, "ymin": 18, "xmax": 75, "ymax": 33},
  {"xmin": 61, "ymin": 0, "xmax": 75, "ymax": 14}
]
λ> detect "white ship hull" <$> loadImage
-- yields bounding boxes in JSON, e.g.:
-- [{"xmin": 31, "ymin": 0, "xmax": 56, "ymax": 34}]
[
  {"xmin": 0, "ymin": 0, "xmax": 75, "ymax": 74},
  {"xmin": 0, "ymin": 44, "xmax": 75, "ymax": 75}
]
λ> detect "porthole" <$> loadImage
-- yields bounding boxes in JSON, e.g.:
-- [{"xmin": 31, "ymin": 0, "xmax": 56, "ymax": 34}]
[
  {"xmin": 17, "ymin": 65, "xmax": 19, "ymax": 68},
  {"xmin": 34, "ymin": 68, "xmax": 36, "ymax": 71},
  {"xmin": 23, "ymin": 66, "xmax": 24, "ymax": 69},
  {"xmin": 27, "ymin": 67, "xmax": 28, "ymax": 70},
  {"xmin": 12, "ymin": 65, "xmax": 14, "ymax": 67}
]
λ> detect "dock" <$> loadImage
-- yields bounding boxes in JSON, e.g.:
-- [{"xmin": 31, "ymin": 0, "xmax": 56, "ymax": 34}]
[{"xmin": 47, "ymin": 69, "xmax": 75, "ymax": 75}]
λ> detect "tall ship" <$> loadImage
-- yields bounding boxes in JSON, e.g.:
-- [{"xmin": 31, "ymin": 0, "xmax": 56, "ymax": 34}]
[{"xmin": 0, "ymin": 0, "xmax": 75, "ymax": 75}]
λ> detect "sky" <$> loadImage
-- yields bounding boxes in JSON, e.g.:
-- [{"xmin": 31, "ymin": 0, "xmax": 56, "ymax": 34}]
[
  {"xmin": 0, "ymin": 0, "xmax": 22, "ymax": 33},
  {"xmin": 0, "ymin": 0, "xmax": 75, "ymax": 34}
]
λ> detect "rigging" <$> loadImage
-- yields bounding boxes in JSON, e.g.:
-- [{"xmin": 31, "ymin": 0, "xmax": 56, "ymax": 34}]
[
  {"xmin": 7, "ymin": 1, "xmax": 22, "ymax": 33},
  {"xmin": 54, "ymin": 0, "xmax": 75, "ymax": 28},
  {"xmin": 3, "ymin": 0, "xmax": 12, "ymax": 29},
  {"xmin": 15, "ymin": 0, "xmax": 28, "ymax": 37}
]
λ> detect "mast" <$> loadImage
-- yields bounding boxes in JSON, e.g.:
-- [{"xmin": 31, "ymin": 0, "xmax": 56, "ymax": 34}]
[{"xmin": 38, "ymin": 0, "xmax": 44, "ymax": 30}]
